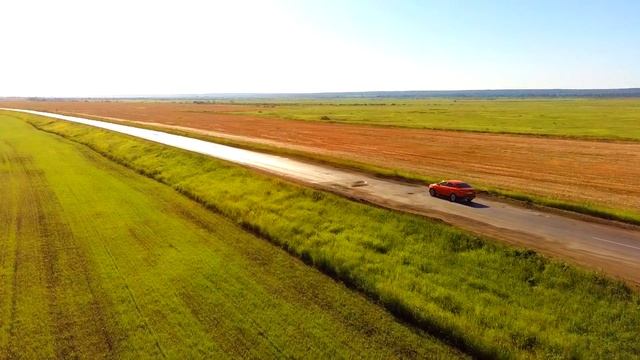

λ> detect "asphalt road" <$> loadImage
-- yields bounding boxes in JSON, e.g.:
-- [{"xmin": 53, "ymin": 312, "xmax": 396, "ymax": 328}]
[{"xmin": 5, "ymin": 108, "xmax": 640, "ymax": 285}]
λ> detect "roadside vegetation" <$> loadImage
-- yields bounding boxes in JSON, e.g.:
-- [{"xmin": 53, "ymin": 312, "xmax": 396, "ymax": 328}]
[
  {"xmin": 24, "ymin": 112, "xmax": 640, "ymax": 359},
  {"xmin": 0, "ymin": 112, "xmax": 461, "ymax": 358},
  {"xmin": 232, "ymin": 98, "xmax": 640, "ymax": 141}
]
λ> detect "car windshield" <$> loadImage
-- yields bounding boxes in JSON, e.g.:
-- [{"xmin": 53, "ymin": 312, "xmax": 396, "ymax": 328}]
[{"xmin": 457, "ymin": 183, "xmax": 472, "ymax": 188}]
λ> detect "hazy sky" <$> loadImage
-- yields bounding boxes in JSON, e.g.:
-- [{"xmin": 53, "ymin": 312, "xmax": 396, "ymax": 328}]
[{"xmin": 1, "ymin": 0, "xmax": 638, "ymax": 96}]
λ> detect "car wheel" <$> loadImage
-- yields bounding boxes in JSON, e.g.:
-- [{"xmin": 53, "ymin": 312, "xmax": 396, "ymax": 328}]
[
  {"xmin": 449, "ymin": 193, "xmax": 457, "ymax": 202},
  {"xmin": 429, "ymin": 188, "xmax": 436, "ymax": 197}
]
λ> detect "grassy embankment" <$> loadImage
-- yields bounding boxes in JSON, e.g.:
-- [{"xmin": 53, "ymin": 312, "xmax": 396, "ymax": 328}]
[
  {"xmin": 0, "ymin": 112, "xmax": 462, "ymax": 358},
  {"xmin": 23, "ymin": 112, "xmax": 640, "ymax": 359},
  {"xmin": 67, "ymin": 112, "xmax": 640, "ymax": 225},
  {"xmin": 231, "ymin": 98, "xmax": 640, "ymax": 141}
]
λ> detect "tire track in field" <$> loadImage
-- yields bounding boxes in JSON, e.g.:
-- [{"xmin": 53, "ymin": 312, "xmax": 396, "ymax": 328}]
[
  {"xmin": 1, "ymin": 142, "xmax": 51, "ymax": 359},
  {"xmin": 100, "ymin": 240, "xmax": 167, "ymax": 359},
  {"xmin": 6, "ymin": 181, "xmax": 21, "ymax": 360},
  {"xmin": 34, "ymin": 179, "xmax": 116, "ymax": 358},
  {"xmin": 0, "ymin": 143, "xmax": 14, "ymax": 355},
  {"xmin": 1, "ymin": 143, "xmax": 115, "ymax": 358}
]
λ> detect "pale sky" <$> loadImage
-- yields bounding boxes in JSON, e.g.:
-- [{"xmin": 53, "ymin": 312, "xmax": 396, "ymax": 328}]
[{"xmin": 1, "ymin": 0, "xmax": 639, "ymax": 97}]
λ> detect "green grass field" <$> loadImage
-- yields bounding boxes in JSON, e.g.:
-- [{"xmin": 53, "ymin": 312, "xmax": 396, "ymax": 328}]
[
  {"xmin": 231, "ymin": 98, "xmax": 640, "ymax": 140},
  {"xmin": 0, "ymin": 112, "xmax": 464, "ymax": 358},
  {"xmin": 19, "ymin": 111, "xmax": 640, "ymax": 359}
]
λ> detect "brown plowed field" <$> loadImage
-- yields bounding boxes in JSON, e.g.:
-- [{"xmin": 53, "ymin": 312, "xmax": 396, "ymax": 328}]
[{"xmin": 3, "ymin": 101, "xmax": 640, "ymax": 214}]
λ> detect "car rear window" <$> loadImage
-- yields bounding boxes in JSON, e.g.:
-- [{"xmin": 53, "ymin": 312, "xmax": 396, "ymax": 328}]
[{"xmin": 457, "ymin": 183, "xmax": 472, "ymax": 188}]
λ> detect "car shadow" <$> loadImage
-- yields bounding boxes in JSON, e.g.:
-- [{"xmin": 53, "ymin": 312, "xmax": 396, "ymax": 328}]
[
  {"xmin": 429, "ymin": 194, "xmax": 490, "ymax": 208},
  {"xmin": 466, "ymin": 201, "xmax": 489, "ymax": 209}
]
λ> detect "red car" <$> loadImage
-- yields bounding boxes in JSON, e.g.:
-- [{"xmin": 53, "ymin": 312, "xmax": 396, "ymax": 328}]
[{"xmin": 428, "ymin": 180, "xmax": 476, "ymax": 203}]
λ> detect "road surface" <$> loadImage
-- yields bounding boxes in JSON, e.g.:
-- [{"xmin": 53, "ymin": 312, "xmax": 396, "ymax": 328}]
[{"xmin": 4, "ymin": 108, "xmax": 640, "ymax": 285}]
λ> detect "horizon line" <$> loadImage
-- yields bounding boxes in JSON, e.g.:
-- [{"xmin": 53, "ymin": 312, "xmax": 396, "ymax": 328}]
[{"xmin": 2, "ymin": 87, "xmax": 640, "ymax": 99}]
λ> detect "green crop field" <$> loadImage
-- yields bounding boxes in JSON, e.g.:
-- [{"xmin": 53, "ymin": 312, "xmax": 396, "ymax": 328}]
[
  {"xmin": 0, "ymin": 112, "xmax": 463, "ymax": 358},
  {"xmin": 17, "ymin": 111, "xmax": 640, "ymax": 359},
  {"xmin": 231, "ymin": 98, "xmax": 640, "ymax": 140}
]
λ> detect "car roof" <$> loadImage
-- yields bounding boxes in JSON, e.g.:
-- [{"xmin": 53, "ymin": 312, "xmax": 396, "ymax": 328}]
[{"xmin": 446, "ymin": 180, "xmax": 465, "ymax": 184}]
